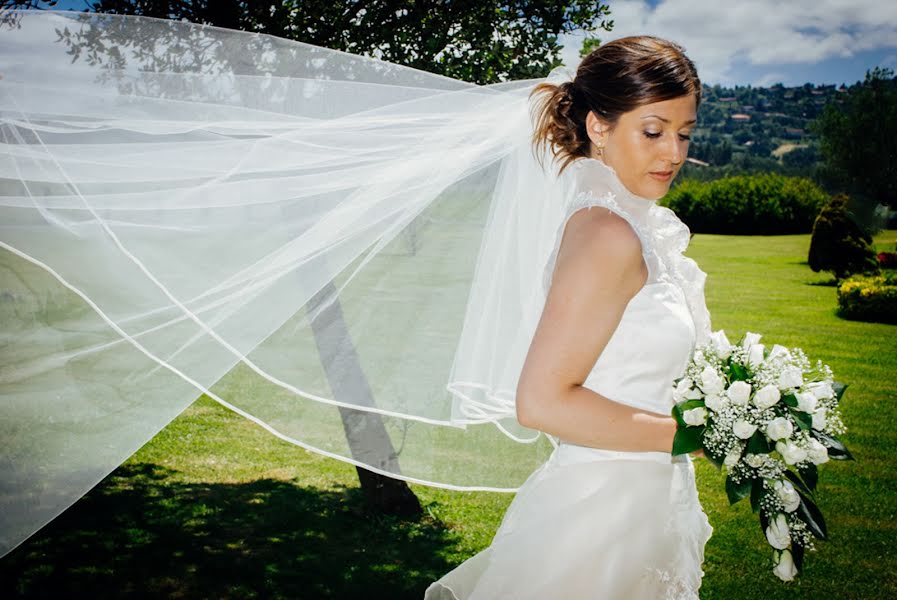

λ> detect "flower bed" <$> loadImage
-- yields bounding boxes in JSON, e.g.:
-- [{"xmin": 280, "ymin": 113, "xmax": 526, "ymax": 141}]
[{"xmin": 836, "ymin": 272, "xmax": 897, "ymax": 324}]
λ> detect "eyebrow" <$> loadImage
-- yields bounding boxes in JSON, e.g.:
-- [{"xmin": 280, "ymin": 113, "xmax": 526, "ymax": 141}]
[{"xmin": 641, "ymin": 114, "xmax": 697, "ymax": 125}]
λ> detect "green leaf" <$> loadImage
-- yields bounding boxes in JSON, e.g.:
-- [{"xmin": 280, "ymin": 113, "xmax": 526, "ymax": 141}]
[
  {"xmin": 759, "ymin": 508, "xmax": 771, "ymax": 534},
  {"xmin": 832, "ymin": 381, "xmax": 848, "ymax": 401},
  {"xmin": 725, "ymin": 474, "xmax": 752, "ymax": 505},
  {"xmin": 746, "ymin": 430, "xmax": 772, "ymax": 454},
  {"xmin": 784, "ymin": 469, "xmax": 814, "ymax": 498},
  {"xmin": 672, "ymin": 425, "xmax": 703, "ymax": 455},
  {"xmin": 792, "ymin": 542, "xmax": 805, "ymax": 573},
  {"xmin": 728, "ymin": 362, "xmax": 749, "ymax": 382},
  {"xmin": 782, "ymin": 393, "xmax": 798, "ymax": 408},
  {"xmin": 796, "ymin": 491, "xmax": 828, "ymax": 540},
  {"xmin": 680, "ymin": 399, "xmax": 708, "ymax": 412},
  {"xmin": 671, "ymin": 404, "xmax": 687, "ymax": 427},
  {"xmin": 749, "ymin": 478, "xmax": 766, "ymax": 513},
  {"xmin": 702, "ymin": 439, "xmax": 724, "ymax": 470},
  {"xmin": 798, "ymin": 463, "xmax": 818, "ymax": 491},
  {"xmin": 792, "ymin": 409, "xmax": 812, "ymax": 431},
  {"xmin": 811, "ymin": 430, "xmax": 856, "ymax": 461}
]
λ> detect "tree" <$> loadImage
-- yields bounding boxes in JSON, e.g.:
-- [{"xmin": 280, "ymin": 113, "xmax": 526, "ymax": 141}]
[
  {"xmin": 3, "ymin": 0, "xmax": 613, "ymax": 84},
  {"xmin": 808, "ymin": 194, "xmax": 879, "ymax": 280},
  {"xmin": 580, "ymin": 35, "xmax": 602, "ymax": 58},
  {"xmin": 812, "ymin": 67, "xmax": 897, "ymax": 210}
]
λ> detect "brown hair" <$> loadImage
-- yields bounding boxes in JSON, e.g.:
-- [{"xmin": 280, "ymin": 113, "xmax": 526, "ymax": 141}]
[{"xmin": 530, "ymin": 36, "xmax": 701, "ymax": 174}]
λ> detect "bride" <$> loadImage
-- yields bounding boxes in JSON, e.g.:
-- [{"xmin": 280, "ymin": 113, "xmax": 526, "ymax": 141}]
[
  {"xmin": 426, "ymin": 36, "xmax": 713, "ymax": 599},
  {"xmin": 1, "ymin": 11, "xmax": 711, "ymax": 597}
]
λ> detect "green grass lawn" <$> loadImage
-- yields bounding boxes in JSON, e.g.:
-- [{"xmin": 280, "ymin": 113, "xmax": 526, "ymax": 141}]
[{"xmin": 1, "ymin": 231, "xmax": 895, "ymax": 599}]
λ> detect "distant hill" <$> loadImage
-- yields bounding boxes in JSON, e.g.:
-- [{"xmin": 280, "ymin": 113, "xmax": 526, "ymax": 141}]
[{"xmin": 679, "ymin": 80, "xmax": 846, "ymax": 181}]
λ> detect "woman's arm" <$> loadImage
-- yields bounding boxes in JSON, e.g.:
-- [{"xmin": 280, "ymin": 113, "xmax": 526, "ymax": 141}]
[{"xmin": 516, "ymin": 206, "xmax": 676, "ymax": 453}]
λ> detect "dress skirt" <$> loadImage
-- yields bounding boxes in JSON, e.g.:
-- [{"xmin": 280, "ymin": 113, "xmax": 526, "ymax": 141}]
[{"xmin": 425, "ymin": 443, "xmax": 713, "ymax": 599}]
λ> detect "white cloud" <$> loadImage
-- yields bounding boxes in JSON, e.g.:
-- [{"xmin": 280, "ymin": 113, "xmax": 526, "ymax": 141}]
[{"xmin": 560, "ymin": 0, "xmax": 897, "ymax": 84}]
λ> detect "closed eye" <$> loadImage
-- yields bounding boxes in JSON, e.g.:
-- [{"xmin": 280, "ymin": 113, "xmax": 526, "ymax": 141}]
[{"xmin": 643, "ymin": 131, "xmax": 692, "ymax": 141}]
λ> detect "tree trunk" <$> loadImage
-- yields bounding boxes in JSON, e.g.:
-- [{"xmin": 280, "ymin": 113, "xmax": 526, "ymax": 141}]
[{"xmin": 308, "ymin": 280, "xmax": 421, "ymax": 517}]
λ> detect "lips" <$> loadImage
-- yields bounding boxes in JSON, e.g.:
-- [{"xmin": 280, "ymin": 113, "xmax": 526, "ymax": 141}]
[{"xmin": 649, "ymin": 170, "xmax": 673, "ymax": 181}]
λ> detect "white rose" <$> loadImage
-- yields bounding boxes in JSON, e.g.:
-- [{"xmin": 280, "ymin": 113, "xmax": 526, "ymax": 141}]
[
  {"xmin": 745, "ymin": 453, "xmax": 766, "ymax": 469},
  {"xmin": 773, "ymin": 549, "xmax": 798, "ymax": 582},
  {"xmin": 808, "ymin": 381, "xmax": 834, "ymax": 399},
  {"xmin": 774, "ymin": 480, "xmax": 801, "ymax": 513},
  {"xmin": 742, "ymin": 331, "xmax": 762, "ymax": 351},
  {"xmin": 776, "ymin": 440, "xmax": 808, "ymax": 465},
  {"xmin": 699, "ymin": 366, "xmax": 725, "ymax": 395},
  {"xmin": 753, "ymin": 384, "xmax": 781, "ymax": 410},
  {"xmin": 724, "ymin": 446, "xmax": 742, "ymax": 468},
  {"xmin": 811, "ymin": 408, "xmax": 827, "ymax": 430},
  {"xmin": 765, "ymin": 513, "xmax": 791, "ymax": 550},
  {"xmin": 704, "ymin": 394, "xmax": 727, "ymax": 412},
  {"xmin": 733, "ymin": 419, "xmax": 758, "ymax": 439},
  {"xmin": 807, "ymin": 438, "xmax": 830, "ymax": 465},
  {"xmin": 777, "ymin": 367, "xmax": 803, "ymax": 390},
  {"xmin": 748, "ymin": 343, "xmax": 766, "ymax": 368},
  {"xmin": 766, "ymin": 417, "xmax": 794, "ymax": 441},
  {"xmin": 726, "ymin": 380, "xmax": 752, "ymax": 406},
  {"xmin": 673, "ymin": 378, "xmax": 693, "ymax": 401},
  {"xmin": 683, "ymin": 407, "xmax": 708, "ymax": 426},
  {"xmin": 683, "ymin": 386, "xmax": 705, "ymax": 400},
  {"xmin": 796, "ymin": 391, "xmax": 818, "ymax": 414},
  {"xmin": 709, "ymin": 330, "xmax": 733, "ymax": 359},
  {"xmin": 767, "ymin": 344, "xmax": 792, "ymax": 361},
  {"xmin": 693, "ymin": 350, "xmax": 707, "ymax": 367}
]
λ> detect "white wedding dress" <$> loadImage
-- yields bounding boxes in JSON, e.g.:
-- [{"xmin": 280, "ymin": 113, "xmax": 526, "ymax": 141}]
[{"xmin": 425, "ymin": 157, "xmax": 715, "ymax": 599}]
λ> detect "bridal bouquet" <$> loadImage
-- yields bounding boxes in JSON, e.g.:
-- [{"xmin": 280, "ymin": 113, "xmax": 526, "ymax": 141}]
[{"xmin": 670, "ymin": 330, "xmax": 854, "ymax": 582}]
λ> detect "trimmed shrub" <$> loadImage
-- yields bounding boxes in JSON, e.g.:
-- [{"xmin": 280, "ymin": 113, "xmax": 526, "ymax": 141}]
[
  {"xmin": 808, "ymin": 194, "xmax": 879, "ymax": 280},
  {"xmin": 661, "ymin": 173, "xmax": 829, "ymax": 234},
  {"xmin": 836, "ymin": 272, "xmax": 897, "ymax": 324}
]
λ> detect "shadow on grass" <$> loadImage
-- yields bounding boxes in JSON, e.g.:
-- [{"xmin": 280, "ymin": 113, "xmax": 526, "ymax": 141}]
[
  {"xmin": 806, "ymin": 277, "xmax": 840, "ymax": 287},
  {"xmin": 0, "ymin": 463, "xmax": 460, "ymax": 599}
]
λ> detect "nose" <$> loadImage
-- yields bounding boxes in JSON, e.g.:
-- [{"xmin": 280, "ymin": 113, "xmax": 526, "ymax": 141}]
[{"xmin": 666, "ymin": 136, "xmax": 685, "ymax": 166}]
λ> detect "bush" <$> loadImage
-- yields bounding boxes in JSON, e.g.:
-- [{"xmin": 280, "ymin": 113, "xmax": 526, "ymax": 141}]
[
  {"xmin": 808, "ymin": 194, "xmax": 880, "ymax": 280},
  {"xmin": 878, "ymin": 252, "xmax": 897, "ymax": 268},
  {"xmin": 836, "ymin": 272, "xmax": 897, "ymax": 324},
  {"xmin": 662, "ymin": 173, "xmax": 828, "ymax": 234}
]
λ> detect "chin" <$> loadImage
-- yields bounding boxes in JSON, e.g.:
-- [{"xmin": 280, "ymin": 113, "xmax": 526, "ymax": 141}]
[{"xmin": 641, "ymin": 184, "xmax": 670, "ymax": 201}]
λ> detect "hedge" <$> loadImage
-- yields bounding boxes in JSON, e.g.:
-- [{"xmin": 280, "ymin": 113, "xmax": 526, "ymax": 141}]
[{"xmin": 661, "ymin": 173, "xmax": 829, "ymax": 234}]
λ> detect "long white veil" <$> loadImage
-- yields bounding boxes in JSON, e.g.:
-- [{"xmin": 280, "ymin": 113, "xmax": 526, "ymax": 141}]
[{"xmin": 0, "ymin": 10, "xmax": 585, "ymax": 556}]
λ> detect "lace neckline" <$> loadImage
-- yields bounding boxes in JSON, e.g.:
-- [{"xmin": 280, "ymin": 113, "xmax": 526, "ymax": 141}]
[
  {"xmin": 570, "ymin": 157, "xmax": 659, "ymax": 220},
  {"xmin": 569, "ymin": 157, "xmax": 657, "ymax": 213}
]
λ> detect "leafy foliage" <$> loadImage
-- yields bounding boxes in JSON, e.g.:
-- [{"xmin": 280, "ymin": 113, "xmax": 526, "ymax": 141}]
[
  {"xmin": 812, "ymin": 67, "xmax": 897, "ymax": 209},
  {"xmin": 3, "ymin": 0, "xmax": 613, "ymax": 84},
  {"xmin": 808, "ymin": 194, "xmax": 879, "ymax": 280},
  {"xmin": 661, "ymin": 173, "xmax": 829, "ymax": 234}
]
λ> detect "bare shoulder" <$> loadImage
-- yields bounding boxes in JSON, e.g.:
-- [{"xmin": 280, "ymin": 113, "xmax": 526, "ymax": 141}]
[{"xmin": 553, "ymin": 206, "xmax": 647, "ymax": 296}]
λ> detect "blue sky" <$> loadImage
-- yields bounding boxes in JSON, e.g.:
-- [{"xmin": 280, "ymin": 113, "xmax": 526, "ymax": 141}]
[
  {"xmin": 560, "ymin": 0, "xmax": 897, "ymax": 87},
  {"xmin": 50, "ymin": 0, "xmax": 896, "ymax": 87}
]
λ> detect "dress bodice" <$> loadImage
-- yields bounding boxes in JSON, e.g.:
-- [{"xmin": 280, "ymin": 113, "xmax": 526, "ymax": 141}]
[{"xmin": 542, "ymin": 157, "xmax": 712, "ymax": 416}]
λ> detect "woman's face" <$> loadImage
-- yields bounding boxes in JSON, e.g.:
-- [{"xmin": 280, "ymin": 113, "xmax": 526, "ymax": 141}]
[{"xmin": 587, "ymin": 94, "xmax": 697, "ymax": 201}]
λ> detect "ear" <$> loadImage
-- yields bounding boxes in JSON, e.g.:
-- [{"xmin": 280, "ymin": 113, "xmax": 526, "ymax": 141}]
[{"xmin": 585, "ymin": 110, "xmax": 609, "ymax": 148}]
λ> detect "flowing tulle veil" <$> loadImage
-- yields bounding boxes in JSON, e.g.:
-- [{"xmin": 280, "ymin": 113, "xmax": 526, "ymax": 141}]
[{"xmin": 0, "ymin": 10, "xmax": 591, "ymax": 556}]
